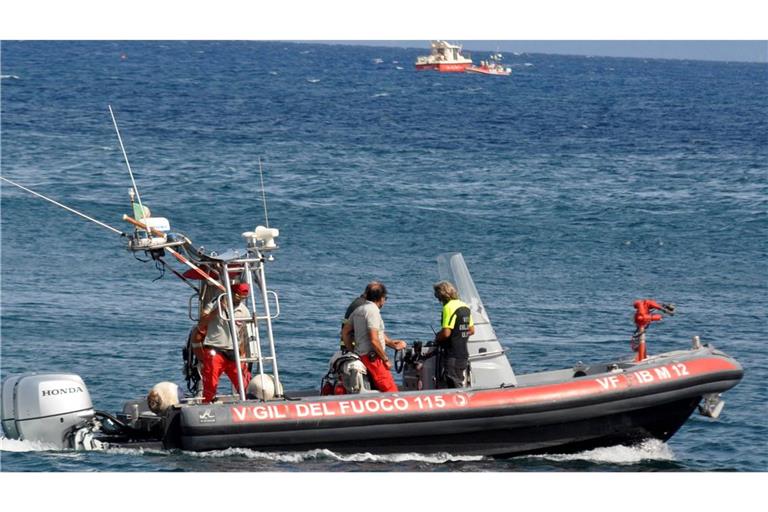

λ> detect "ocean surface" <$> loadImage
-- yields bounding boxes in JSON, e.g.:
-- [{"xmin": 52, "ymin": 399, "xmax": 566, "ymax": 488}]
[{"xmin": 1, "ymin": 41, "xmax": 766, "ymax": 474}]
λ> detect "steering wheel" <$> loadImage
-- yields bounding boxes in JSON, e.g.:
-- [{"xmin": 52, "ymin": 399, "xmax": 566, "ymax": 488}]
[{"xmin": 394, "ymin": 348, "xmax": 406, "ymax": 373}]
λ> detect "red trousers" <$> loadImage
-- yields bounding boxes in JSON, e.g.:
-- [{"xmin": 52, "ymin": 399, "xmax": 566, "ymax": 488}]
[
  {"xmin": 201, "ymin": 348, "xmax": 251, "ymax": 403},
  {"xmin": 360, "ymin": 354, "xmax": 398, "ymax": 392}
]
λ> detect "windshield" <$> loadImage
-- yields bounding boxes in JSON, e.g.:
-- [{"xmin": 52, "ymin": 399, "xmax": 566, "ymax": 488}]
[{"xmin": 437, "ymin": 252, "xmax": 491, "ymax": 325}]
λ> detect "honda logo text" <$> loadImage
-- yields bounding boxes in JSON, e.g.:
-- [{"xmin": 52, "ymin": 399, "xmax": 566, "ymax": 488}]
[{"xmin": 41, "ymin": 386, "xmax": 84, "ymax": 397}]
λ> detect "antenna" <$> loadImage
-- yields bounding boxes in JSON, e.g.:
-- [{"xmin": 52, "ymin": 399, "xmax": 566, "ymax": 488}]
[
  {"xmin": 258, "ymin": 157, "xmax": 270, "ymax": 228},
  {"xmin": 108, "ymin": 105, "xmax": 147, "ymax": 219},
  {"xmin": 0, "ymin": 176, "xmax": 123, "ymax": 235}
]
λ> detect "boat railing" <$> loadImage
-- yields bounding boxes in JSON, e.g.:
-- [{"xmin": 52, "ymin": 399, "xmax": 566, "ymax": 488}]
[
  {"xmin": 187, "ymin": 293, "xmax": 200, "ymax": 321},
  {"xmin": 243, "ymin": 242, "xmax": 282, "ymax": 398},
  {"xmin": 186, "ymin": 230, "xmax": 282, "ymax": 401}
]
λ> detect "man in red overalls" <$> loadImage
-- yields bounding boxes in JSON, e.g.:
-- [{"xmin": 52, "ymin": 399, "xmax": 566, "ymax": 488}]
[{"xmin": 196, "ymin": 283, "xmax": 252, "ymax": 403}]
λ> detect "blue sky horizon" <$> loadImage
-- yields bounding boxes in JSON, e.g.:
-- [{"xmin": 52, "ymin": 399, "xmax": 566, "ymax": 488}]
[{"xmin": 3, "ymin": 1, "xmax": 766, "ymax": 63}]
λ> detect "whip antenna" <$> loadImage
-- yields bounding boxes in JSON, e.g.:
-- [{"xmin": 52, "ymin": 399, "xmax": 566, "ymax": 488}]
[
  {"xmin": 258, "ymin": 157, "xmax": 270, "ymax": 228},
  {"xmin": 0, "ymin": 176, "xmax": 123, "ymax": 235},
  {"xmin": 108, "ymin": 105, "xmax": 146, "ymax": 217}
]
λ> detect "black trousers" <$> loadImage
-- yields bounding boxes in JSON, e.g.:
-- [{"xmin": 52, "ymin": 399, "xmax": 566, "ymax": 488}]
[{"xmin": 440, "ymin": 357, "xmax": 468, "ymax": 388}]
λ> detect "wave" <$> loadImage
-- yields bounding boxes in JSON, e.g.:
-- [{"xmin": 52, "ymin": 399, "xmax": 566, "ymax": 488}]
[
  {"xmin": 372, "ymin": 92, "xmax": 390, "ymax": 98},
  {"xmin": 307, "ymin": 78, "xmax": 321, "ymax": 83},
  {"xmin": 0, "ymin": 436, "xmax": 59, "ymax": 452},
  {"xmin": 1, "ymin": 74, "xmax": 21, "ymax": 80},
  {"xmin": 526, "ymin": 439, "xmax": 676, "ymax": 465},
  {"xmin": 182, "ymin": 447, "xmax": 485, "ymax": 464},
  {"xmin": 1, "ymin": 435, "xmax": 482, "ymax": 465},
  {"xmin": 103, "ymin": 445, "xmax": 166, "ymax": 456}
]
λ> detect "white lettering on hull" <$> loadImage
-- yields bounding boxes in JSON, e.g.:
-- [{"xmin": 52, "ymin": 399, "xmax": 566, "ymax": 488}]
[{"xmin": 228, "ymin": 361, "xmax": 693, "ymax": 424}]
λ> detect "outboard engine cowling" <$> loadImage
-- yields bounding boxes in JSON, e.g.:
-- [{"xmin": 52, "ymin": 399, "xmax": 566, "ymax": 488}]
[{"xmin": 1, "ymin": 373, "xmax": 94, "ymax": 449}]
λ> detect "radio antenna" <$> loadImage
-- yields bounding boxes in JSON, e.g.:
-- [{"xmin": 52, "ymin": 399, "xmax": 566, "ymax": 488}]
[
  {"xmin": 108, "ymin": 105, "xmax": 146, "ymax": 218},
  {"xmin": 258, "ymin": 157, "xmax": 270, "ymax": 228},
  {"xmin": 0, "ymin": 176, "xmax": 123, "ymax": 235}
]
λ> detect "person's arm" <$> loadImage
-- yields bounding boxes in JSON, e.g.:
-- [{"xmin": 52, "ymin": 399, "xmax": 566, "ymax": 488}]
[
  {"xmin": 196, "ymin": 308, "xmax": 215, "ymax": 336},
  {"xmin": 196, "ymin": 299, "xmax": 221, "ymax": 339},
  {"xmin": 341, "ymin": 322, "xmax": 355, "ymax": 352},
  {"xmin": 435, "ymin": 327, "xmax": 451, "ymax": 344},
  {"xmin": 383, "ymin": 334, "xmax": 406, "ymax": 350},
  {"xmin": 237, "ymin": 319, "xmax": 248, "ymax": 357},
  {"xmin": 369, "ymin": 329, "xmax": 392, "ymax": 370},
  {"xmin": 436, "ymin": 320, "xmax": 475, "ymax": 343}
]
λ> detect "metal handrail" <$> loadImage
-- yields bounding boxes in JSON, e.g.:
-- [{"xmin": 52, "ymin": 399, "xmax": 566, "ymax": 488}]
[
  {"xmin": 221, "ymin": 263, "xmax": 247, "ymax": 401},
  {"xmin": 254, "ymin": 290, "xmax": 280, "ymax": 320},
  {"xmin": 188, "ymin": 293, "xmax": 200, "ymax": 321}
]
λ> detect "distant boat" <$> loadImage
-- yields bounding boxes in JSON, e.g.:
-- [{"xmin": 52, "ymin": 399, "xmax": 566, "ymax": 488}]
[
  {"xmin": 466, "ymin": 53, "xmax": 511, "ymax": 76},
  {"xmin": 415, "ymin": 40, "xmax": 473, "ymax": 72}
]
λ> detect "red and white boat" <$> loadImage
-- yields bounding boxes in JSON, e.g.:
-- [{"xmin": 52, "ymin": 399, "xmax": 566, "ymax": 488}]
[
  {"xmin": 415, "ymin": 40, "xmax": 473, "ymax": 72},
  {"xmin": 0, "ymin": 111, "xmax": 744, "ymax": 457},
  {"xmin": 466, "ymin": 53, "xmax": 512, "ymax": 76}
]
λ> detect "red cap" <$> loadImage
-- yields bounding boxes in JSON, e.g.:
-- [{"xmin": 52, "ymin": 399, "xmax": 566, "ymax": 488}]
[{"xmin": 233, "ymin": 283, "xmax": 249, "ymax": 296}]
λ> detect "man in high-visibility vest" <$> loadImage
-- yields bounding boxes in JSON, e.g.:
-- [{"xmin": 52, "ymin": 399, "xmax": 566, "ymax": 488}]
[{"xmin": 433, "ymin": 280, "xmax": 475, "ymax": 388}]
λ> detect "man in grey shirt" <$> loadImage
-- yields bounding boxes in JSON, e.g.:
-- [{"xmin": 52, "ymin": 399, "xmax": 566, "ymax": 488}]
[
  {"xmin": 196, "ymin": 282, "xmax": 252, "ymax": 403},
  {"xmin": 340, "ymin": 281, "xmax": 383, "ymax": 352},
  {"xmin": 342, "ymin": 283, "xmax": 406, "ymax": 392}
]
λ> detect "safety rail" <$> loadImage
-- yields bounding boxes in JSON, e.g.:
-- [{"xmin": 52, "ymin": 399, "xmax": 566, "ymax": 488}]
[
  {"xmin": 255, "ymin": 290, "xmax": 280, "ymax": 320},
  {"xmin": 188, "ymin": 293, "xmax": 200, "ymax": 321},
  {"xmin": 185, "ymin": 243, "xmax": 282, "ymax": 400}
]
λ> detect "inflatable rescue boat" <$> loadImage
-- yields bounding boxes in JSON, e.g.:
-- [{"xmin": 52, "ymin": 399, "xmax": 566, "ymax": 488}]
[
  {"xmin": 0, "ymin": 113, "xmax": 744, "ymax": 456},
  {"xmin": 0, "ymin": 205, "xmax": 743, "ymax": 456}
]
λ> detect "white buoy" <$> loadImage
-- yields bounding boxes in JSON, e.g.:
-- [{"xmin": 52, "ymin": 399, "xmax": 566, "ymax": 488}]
[{"xmin": 247, "ymin": 375, "xmax": 276, "ymax": 400}]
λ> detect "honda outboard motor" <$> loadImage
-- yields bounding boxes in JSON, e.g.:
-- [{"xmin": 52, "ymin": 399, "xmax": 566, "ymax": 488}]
[{"xmin": 1, "ymin": 373, "xmax": 94, "ymax": 449}]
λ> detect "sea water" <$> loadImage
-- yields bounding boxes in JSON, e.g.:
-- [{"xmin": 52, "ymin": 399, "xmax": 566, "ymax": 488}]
[{"xmin": 1, "ymin": 41, "xmax": 766, "ymax": 473}]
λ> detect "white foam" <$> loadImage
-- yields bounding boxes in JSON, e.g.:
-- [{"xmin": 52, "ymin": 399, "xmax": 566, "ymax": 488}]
[
  {"xmin": 529, "ymin": 439, "xmax": 676, "ymax": 464},
  {"xmin": 183, "ymin": 447, "xmax": 484, "ymax": 464},
  {"xmin": 103, "ymin": 445, "xmax": 165, "ymax": 456},
  {"xmin": 0, "ymin": 436, "xmax": 59, "ymax": 452}
]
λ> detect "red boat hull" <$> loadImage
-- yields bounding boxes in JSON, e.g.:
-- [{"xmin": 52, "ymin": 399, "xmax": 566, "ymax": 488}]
[
  {"xmin": 168, "ymin": 349, "xmax": 743, "ymax": 455},
  {"xmin": 465, "ymin": 66, "xmax": 511, "ymax": 76},
  {"xmin": 415, "ymin": 62, "xmax": 471, "ymax": 73}
]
